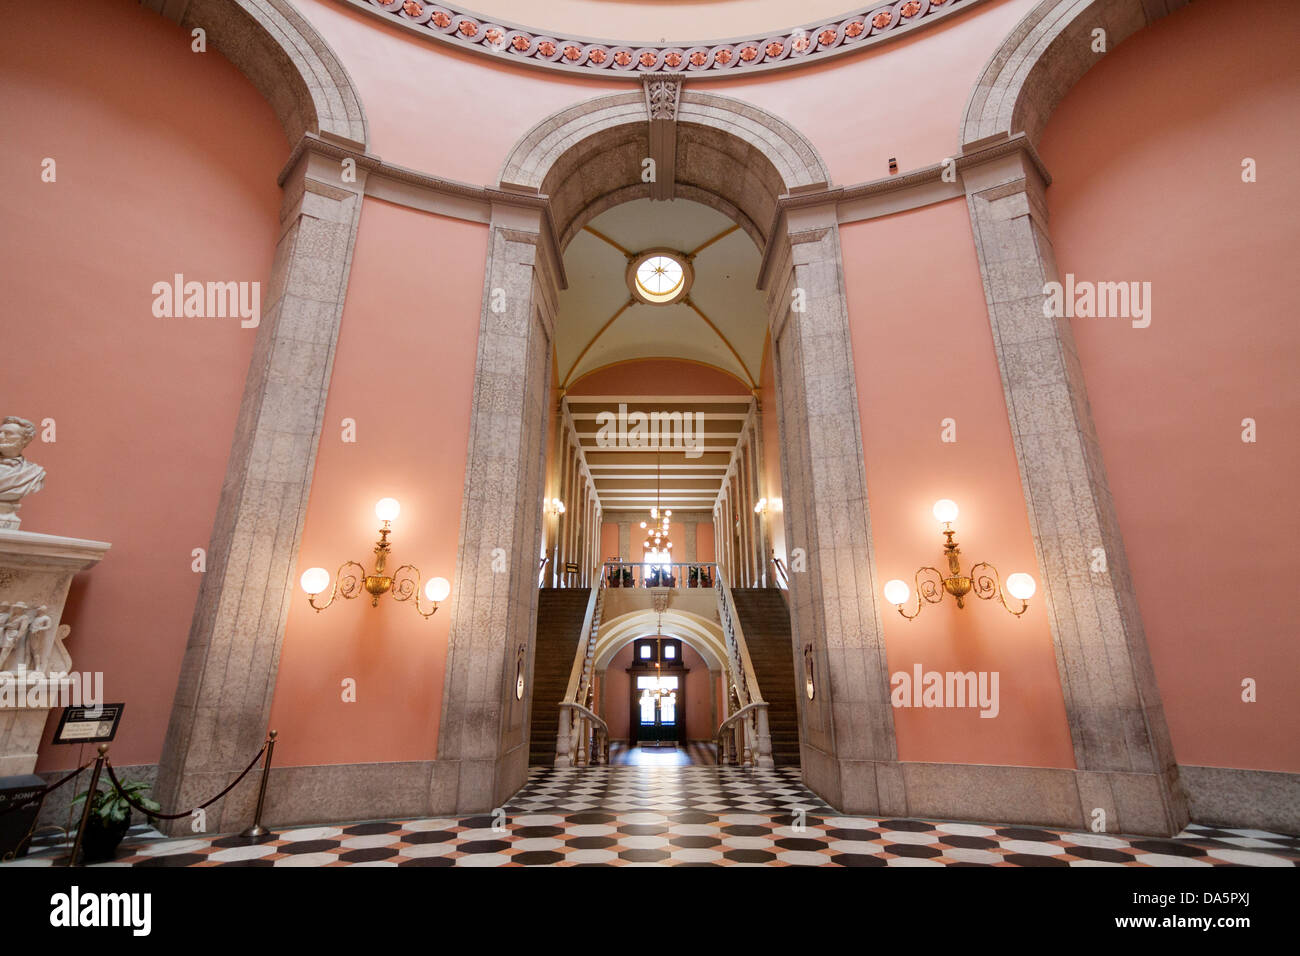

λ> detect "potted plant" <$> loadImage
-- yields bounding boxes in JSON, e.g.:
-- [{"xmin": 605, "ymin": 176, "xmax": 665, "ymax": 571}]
[
  {"xmin": 688, "ymin": 565, "xmax": 699, "ymax": 588},
  {"xmin": 70, "ymin": 778, "xmax": 160, "ymax": 863},
  {"xmin": 621, "ymin": 566, "xmax": 633, "ymax": 588}
]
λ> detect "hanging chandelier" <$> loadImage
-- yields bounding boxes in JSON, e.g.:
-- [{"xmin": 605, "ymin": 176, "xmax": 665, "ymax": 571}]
[{"xmin": 640, "ymin": 449, "xmax": 672, "ymax": 562}]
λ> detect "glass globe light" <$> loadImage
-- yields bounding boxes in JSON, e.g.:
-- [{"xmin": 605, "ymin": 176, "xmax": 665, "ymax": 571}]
[
  {"xmin": 300, "ymin": 567, "xmax": 330, "ymax": 595},
  {"xmin": 932, "ymin": 499, "xmax": 959, "ymax": 525},
  {"xmin": 375, "ymin": 497, "xmax": 401, "ymax": 522},
  {"xmin": 883, "ymin": 579, "xmax": 911, "ymax": 606},
  {"xmin": 426, "ymin": 577, "xmax": 452, "ymax": 603},
  {"xmin": 640, "ymin": 521, "xmax": 647, "ymax": 529},
  {"xmin": 1006, "ymin": 573, "xmax": 1036, "ymax": 601}
]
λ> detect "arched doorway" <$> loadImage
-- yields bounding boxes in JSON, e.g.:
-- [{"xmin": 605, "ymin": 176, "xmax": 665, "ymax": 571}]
[{"xmin": 435, "ymin": 88, "xmax": 899, "ymax": 814}]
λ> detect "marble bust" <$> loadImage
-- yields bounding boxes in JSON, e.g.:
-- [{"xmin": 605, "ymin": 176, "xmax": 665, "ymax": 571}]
[{"xmin": 0, "ymin": 416, "xmax": 45, "ymax": 530}]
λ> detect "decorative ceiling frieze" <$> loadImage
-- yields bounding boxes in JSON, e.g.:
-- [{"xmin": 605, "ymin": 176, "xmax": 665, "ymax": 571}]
[{"xmin": 338, "ymin": 0, "xmax": 985, "ymax": 79}]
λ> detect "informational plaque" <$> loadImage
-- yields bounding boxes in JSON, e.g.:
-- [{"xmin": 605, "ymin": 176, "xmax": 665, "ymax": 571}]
[
  {"xmin": 52, "ymin": 703, "xmax": 125, "ymax": 744},
  {"xmin": 565, "ymin": 562, "xmax": 580, "ymax": 574}
]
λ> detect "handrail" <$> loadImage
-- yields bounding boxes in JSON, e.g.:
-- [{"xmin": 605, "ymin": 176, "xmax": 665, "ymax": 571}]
[
  {"xmin": 713, "ymin": 567, "xmax": 774, "ymax": 768},
  {"xmin": 770, "ymin": 552, "xmax": 789, "ymax": 589},
  {"xmin": 560, "ymin": 701, "xmax": 609, "ymax": 737},
  {"xmin": 714, "ymin": 700, "xmax": 764, "ymax": 736},
  {"xmin": 538, "ymin": 552, "xmax": 551, "ymax": 587},
  {"xmin": 555, "ymin": 565, "xmax": 607, "ymax": 767}
]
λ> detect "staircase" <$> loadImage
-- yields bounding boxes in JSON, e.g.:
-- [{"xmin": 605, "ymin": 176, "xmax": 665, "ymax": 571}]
[
  {"xmin": 529, "ymin": 588, "xmax": 591, "ymax": 766},
  {"xmin": 730, "ymin": 588, "xmax": 801, "ymax": 767}
]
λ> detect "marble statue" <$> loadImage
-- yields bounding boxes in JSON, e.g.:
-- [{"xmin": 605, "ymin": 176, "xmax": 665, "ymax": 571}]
[
  {"xmin": 0, "ymin": 417, "xmax": 45, "ymax": 530},
  {"xmin": 0, "ymin": 602, "xmax": 65, "ymax": 675}
]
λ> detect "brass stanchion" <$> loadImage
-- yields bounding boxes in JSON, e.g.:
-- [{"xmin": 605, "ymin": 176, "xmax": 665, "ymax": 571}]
[
  {"xmin": 239, "ymin": 730, "xmax": 277, "ymax": 843},
  {"xmin": 67, "ymin": 744, "xmax": 108, "ymax": 867}
]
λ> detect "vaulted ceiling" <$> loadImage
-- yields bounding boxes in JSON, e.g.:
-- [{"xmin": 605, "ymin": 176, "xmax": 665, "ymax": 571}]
[
  {"xmin": 557, "ymin": 198, "xmax": 766, "ymax": 390},
  {"xmin": 557, "ymin": 197, "xmax": 765, "ymax": 514}
]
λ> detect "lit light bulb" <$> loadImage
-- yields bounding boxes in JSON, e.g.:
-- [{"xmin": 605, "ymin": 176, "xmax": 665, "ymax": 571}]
[
  {"xmin": 666, "ymin": 541, "xmax": 673, "ymax": 549},
  {"xmin": 883, "ymin": 579, "xmax": 910, "ymax": 606},
  {"xmin": 664, "ymin": 510, "xmax": 671, "ymax": 517},
  {"xmin": 932, "ymin": 499, "xmax": 959, "ymax": 525},
  {"xmin": 300, "ymin": 567, "xmax": 330, "ymax": 595},
  {"xmin": 650, "ymin": 507, "xmax": 658, "ymax": 519},
  {"xmin": 640, "ymin": 521, "xmax": 647, "ymax": 529},
  {"xmin": 754, "ymin": 498, "xmax": 767, "ymax": 513},
  {"xmin": 425, "ymin": 576, "xmax": 452, "ymax": 603},
  {"xmin": 1005, "ymin": 573, "xmax": 1036, "ymax": 601},
  {"xmin": 375, "ymin": 497, "xmax": 401, "ymax": 522}
]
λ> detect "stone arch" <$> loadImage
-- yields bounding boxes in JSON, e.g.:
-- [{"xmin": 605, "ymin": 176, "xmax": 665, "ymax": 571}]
[
  {"xmin": 442, "ymin": 83, "xmax": 898, "ymax": 816},
  {"xmin": 961, "ymin": 0, "xmax": 1185, "ymax": 148},
  {"xmin": 153, "ymin": 0, "xmax": 370, "ymax": 833},
  {"xmin": 594, "ymin": 611, "xmax": 728, "ymax": 673},
  {"xmin": 956, "ymin": 0, "xmax": 1191, "ymax": 834},
  {"xmin": 148, "ymin": 0, "xmax": 368, "ymax": 147},
  {"xmin": 499, "ymin": 89, "xmax": 830, "ymax": 249}
]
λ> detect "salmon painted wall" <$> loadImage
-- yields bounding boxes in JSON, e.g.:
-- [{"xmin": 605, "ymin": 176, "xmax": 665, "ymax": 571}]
[
  {"xmin": 1038, "ymin": 0, "xmax": 1300, "ymax": 772},
  {"xmin": 696, "ymin": 523, "xmax": 716, "ymax": 563},
  {"xmin": 758, "ymin": 337, "xmax": 786, "ymax": 570},
  {"xmin": 604, "ymin": 641, "xmax": 714, "ymax": 740},
  {"xmin": 268, "ymin": 199, "xmax": 487, "ymax": 767},
  {"xmin": 1, "ymin": 3, "xmax": 284, "ymax": 770},
  {"xmin": 293, "ymin": 0, "xmax": 1037, "ymax": 189},
  {"xmin": 843, "ymin": 200, "xmax": 1075, "ymax": 769},
  {"xmin": 566, "ymin": 359, "xmax": 750, "ymax": 397},
  {"xmin": 600, "ymin": 521, "xmax": 620, "ymax": 561}
]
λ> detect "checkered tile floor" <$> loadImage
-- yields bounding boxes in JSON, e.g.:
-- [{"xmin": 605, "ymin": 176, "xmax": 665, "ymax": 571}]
[{"xmin": 6, "ymin": 766, "xmax": 1298, "ymax": 867}]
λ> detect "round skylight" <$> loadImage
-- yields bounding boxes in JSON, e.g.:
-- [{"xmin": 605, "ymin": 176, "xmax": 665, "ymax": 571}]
[{"xmin": 627, "ymin": 250, "xmax": 692, "ymax": 305}]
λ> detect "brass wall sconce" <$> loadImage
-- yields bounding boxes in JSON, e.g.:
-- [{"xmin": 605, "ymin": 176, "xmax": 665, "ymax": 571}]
[
  {"xmin": 753, "ymin": 497, "xmax": 767, "ymax": 515},
  {"xmin": 883, "ymin": 499, "xmax": 1036, "ymax": 621},
  {"xmin": 545, "ymin": 497, "xmax": 566, "ymax": 516},
  {"xmin": 299, "ymin": 498, "xmax": 451, "ymax": 619}
]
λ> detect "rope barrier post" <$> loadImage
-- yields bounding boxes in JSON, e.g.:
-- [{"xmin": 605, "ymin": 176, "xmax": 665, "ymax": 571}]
[
  {"xmin": 67, "ymin": 744, "xmax": 107, "ymax": 868},
  {"xmin": 239, "ymin": 730, "xmax": 277, "ymax": 844}
]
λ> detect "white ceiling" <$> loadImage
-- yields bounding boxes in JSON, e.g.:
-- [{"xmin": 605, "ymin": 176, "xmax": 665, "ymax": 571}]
[
  {"xmin": 557, "ymin": 197, "xmax": 766, "ymax": 514},
  {"xmin": 557, "ymin": 198, "xmax": 767, "ymax": 389}
]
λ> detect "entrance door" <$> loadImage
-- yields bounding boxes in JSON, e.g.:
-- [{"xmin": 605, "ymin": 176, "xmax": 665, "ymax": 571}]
[{"xmin": 636, "ymin": 675, "xmax": 679, "ymax": 744}]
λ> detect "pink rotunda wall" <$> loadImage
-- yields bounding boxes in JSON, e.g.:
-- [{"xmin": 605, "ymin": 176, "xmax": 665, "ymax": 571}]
[
  {"xmin": 1038, "ymin": 0, "xmax": 1300, "ymax": 772},
  {"xmin": 1, "ymin": 2, "xmax": 285, "ymax": 770},
  {"xmin": 843, "ymin": 199, "xmax": 1076, "ymax": 769},
  {"xmin": 267, "ymin": 198, "xmax": 487, "ymax": 768}
]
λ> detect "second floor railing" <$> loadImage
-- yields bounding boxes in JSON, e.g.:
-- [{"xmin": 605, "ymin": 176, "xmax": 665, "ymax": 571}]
[{"xmin": 601, "ymin": 561, "xmax": 716, "ymax": 590}]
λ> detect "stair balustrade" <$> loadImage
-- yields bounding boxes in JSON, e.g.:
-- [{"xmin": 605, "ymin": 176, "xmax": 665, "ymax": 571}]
[
  {"xmin": 555, "ymin": 566, "xmax": 609, "ymax": 767},
  {"xmin": 712, "ymin": 569, "xmax": 774, "ymax": 769}
]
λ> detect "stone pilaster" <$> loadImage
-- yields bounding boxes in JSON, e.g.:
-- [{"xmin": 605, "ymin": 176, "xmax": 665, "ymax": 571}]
[
  {"xmin": 434, "ymin": 205, "xmax": 559, "ymax": 813},
  {"xmin": 155, "ymin": 142, "xmax": 366, "ymax": 833},
  {"xmin": 961, "ymin": 146, "xmax": 1187, "ymax": 835},
  {"xmin": 766, "ymin": 206, "xmax": 903, "ymax": 814}
]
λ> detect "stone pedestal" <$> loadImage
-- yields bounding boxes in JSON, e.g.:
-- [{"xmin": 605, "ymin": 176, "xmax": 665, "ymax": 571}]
[{"xmin": 0, "ymin": 530, "xmax": 110, "ymax": 776}]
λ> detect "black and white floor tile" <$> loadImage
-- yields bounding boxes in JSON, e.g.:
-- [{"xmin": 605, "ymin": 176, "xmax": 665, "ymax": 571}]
[{"xmin": 5, "ymin": 766, "xmax": 1297, "ymax": 867}]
